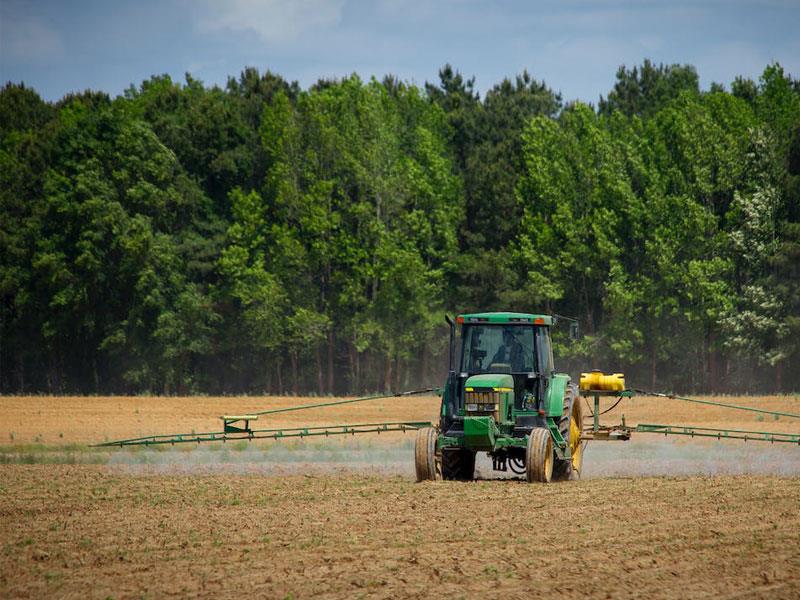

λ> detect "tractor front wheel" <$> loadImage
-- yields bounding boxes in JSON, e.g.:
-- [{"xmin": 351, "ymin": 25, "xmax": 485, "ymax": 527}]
[
  {"xmin": 414, "ymin": 427, "xmax": 440, "ymax": 481},
  {"xmin": 526, "ymin": 427, "xmax": 553, "ymax": 483}
]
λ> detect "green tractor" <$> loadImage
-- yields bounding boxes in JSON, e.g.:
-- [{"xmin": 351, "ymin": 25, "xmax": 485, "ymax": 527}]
[{"xmin": 415, "ymin": 312, "xmax": 583, "ymax": 483}]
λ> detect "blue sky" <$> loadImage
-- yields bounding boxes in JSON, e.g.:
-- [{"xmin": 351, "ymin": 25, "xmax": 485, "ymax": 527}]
[{"xmin": 2, "ymin": 0, "xmax": 798, "ymax": 103}]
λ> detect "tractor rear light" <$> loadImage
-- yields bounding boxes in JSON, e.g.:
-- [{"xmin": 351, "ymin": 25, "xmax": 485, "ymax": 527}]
[
  {"xmin": 456, "ymin": 316, "xmax": 464, "ymax": 324},
  {"xmin": 534, "ymin": 317, "xmax": 545, "ymax": 325},
  {"xmin": 538, "ymin": 408, "xmax": 545, "ymax": 415}
]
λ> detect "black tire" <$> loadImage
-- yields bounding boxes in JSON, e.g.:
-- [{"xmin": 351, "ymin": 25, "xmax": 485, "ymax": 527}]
[
  {"xmin": 414, "ymin": 427, "xmax": 439, "ymax": 482},
  {"xmin": 526, "ymin": 427, "xmax": 553, "ymax": 483},
  {"xmin": 553, "ymin": 383, "xmax": 581, "ymax": 481},
  {"xmin": 441, "ymin": 448, "xmax": 475, "ymax": 481}
]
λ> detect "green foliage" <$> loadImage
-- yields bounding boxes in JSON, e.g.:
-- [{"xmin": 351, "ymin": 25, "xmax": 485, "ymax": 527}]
[
  {"xmin": 2, "ymin": 60, "xmax": 799, "ymax": 394},
  {"xmin": 516, "ymin": 63, "xmax": 795, "ymax": 390},
  {"xmin": 599, "ymin": 59, "xmax": 699, "ymax": 118}
]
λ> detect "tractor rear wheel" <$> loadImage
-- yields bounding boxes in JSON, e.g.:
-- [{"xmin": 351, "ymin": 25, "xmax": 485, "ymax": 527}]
[
  {"xmin": 553, "ymin": 384, "xmax": 583, "ymax": 481},
  {"xmin": 414, "ymin": 427, "xmax": 439, "ymax": 481},
  {"xmin": 526, "ymin": 427, "xmax": 553, "ymax": 483},
  {"xmin": 441, "ymin": 448, "xmax": 475, "ymax": 481}
]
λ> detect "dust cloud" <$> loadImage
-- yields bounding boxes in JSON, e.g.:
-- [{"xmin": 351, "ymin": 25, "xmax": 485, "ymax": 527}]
[
  {"xmin": 107, "ymin": 439, "xmax": 416, "ymax": 476},
  {"xmin": 105, "ymin": 435, "xmax": 800, "ymax": 479},
  {"xmin": 580, "ymin": 437, "xmax": 800, "ymax": 478}
]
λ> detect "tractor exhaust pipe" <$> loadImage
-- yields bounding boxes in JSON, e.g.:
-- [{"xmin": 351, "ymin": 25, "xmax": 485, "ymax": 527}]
[
  {"xmin": 443, "ymin": 314, "xmax": 458, "ymax": 430},
  {"xmin": 445, "ymin": 314, "xmax": 456, "ymax": 374}
]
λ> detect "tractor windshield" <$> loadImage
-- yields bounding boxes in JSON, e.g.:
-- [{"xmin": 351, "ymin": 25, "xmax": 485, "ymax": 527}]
[{"xmin": 461, "ymin": 325, "xmax": 535, "ymax": 374}]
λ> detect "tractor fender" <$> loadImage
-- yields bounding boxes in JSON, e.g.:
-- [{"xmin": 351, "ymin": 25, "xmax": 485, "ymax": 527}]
[{"xmin": 544, "ymin": 373, "xmax": 571, "ymax": 417}]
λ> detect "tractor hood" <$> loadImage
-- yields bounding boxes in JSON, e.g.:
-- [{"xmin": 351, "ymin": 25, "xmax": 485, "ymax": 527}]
[
  {"xmin": 464, "ymin": 373, "xmax": 514, "ymax": 391},
  {"xmin": 462, "ymin": 373, "xmax": 513, "ymax": 450}
]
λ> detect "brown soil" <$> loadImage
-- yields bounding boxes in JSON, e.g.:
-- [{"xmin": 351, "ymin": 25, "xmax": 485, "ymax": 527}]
[
  {"xmin": 1, "ymin": 466, "xmax": 798, "ymax": 599},
  {"xmin": 1, "ymin": 394, "xmax": 799, "ymax": 598},
  {"xmin": 1, "ymin": 393, "xmax": 798, "ymax": 446},
  {"xmin": 592, "ymin": 393, "xmax": 800, "ymax": 434},
  {"xmin": 0, "ymin": 394, "xmax": 440, "ymax": 445}
]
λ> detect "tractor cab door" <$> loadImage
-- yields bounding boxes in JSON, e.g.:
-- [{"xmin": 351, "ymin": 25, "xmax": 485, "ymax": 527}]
[{"xmin": 535, "ymin": 326, "xmax": 555, "ymax": 402}]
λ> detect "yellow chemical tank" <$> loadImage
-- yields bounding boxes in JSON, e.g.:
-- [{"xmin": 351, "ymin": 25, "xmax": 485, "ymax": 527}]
[{"xmin": 579, "ymin": 370, "xmax": 625, "ymax": 391}]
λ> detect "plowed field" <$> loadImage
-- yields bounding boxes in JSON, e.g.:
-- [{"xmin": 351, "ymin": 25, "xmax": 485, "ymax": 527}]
[
  {"xmin": 1, "ymin": 394, "xmax": 799, "ymax": 599},
  {"xmin": 2, "ymin": 393, "xmax": 799, "ymax": 445}
]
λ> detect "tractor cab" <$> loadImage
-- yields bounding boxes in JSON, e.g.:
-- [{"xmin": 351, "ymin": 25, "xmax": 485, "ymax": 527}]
[
  {"xmin": 440, "ymin": 313, "xmax": 556, "ymax": 434},
  {"xmin": 459, "ymin": 316, "xmax": 553, "ymax": 410}
]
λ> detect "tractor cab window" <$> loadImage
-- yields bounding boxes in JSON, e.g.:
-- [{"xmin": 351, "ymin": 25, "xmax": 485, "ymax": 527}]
[{"xmin": 461, "ymin": 325, "xmax": 535, "ymax": 373}]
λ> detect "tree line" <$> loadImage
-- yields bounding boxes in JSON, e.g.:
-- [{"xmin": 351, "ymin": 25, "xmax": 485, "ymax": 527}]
[{"xmin": 2, "ymin": 60, "xmax": 798, "ymax": 395}]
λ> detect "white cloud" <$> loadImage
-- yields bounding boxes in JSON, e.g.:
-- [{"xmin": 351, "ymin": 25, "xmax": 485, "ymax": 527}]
[{"xmin": 196, "ymin": 0, "xmax": 345, "ymax": 44}]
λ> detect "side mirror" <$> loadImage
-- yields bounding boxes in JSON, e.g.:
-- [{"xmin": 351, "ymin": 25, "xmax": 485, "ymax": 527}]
[{"xmin": 555, "ymin": 314, "xmax": 581, "ymax": 341}]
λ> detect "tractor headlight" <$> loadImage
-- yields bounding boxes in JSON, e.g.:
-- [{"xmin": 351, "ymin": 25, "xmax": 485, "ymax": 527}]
[
  {"xmin": 466, "ymin": 403, "xmax": 478, "ymax": 412},
  {"xmin": 483, "ymin": 404, "xmax": 497, "ymax": 412}
]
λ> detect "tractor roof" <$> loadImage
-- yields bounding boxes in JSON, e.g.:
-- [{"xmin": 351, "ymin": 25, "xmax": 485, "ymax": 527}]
[{"xmin": 456, "ymin": 312, "xmax": 554, "ymax": 326}]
